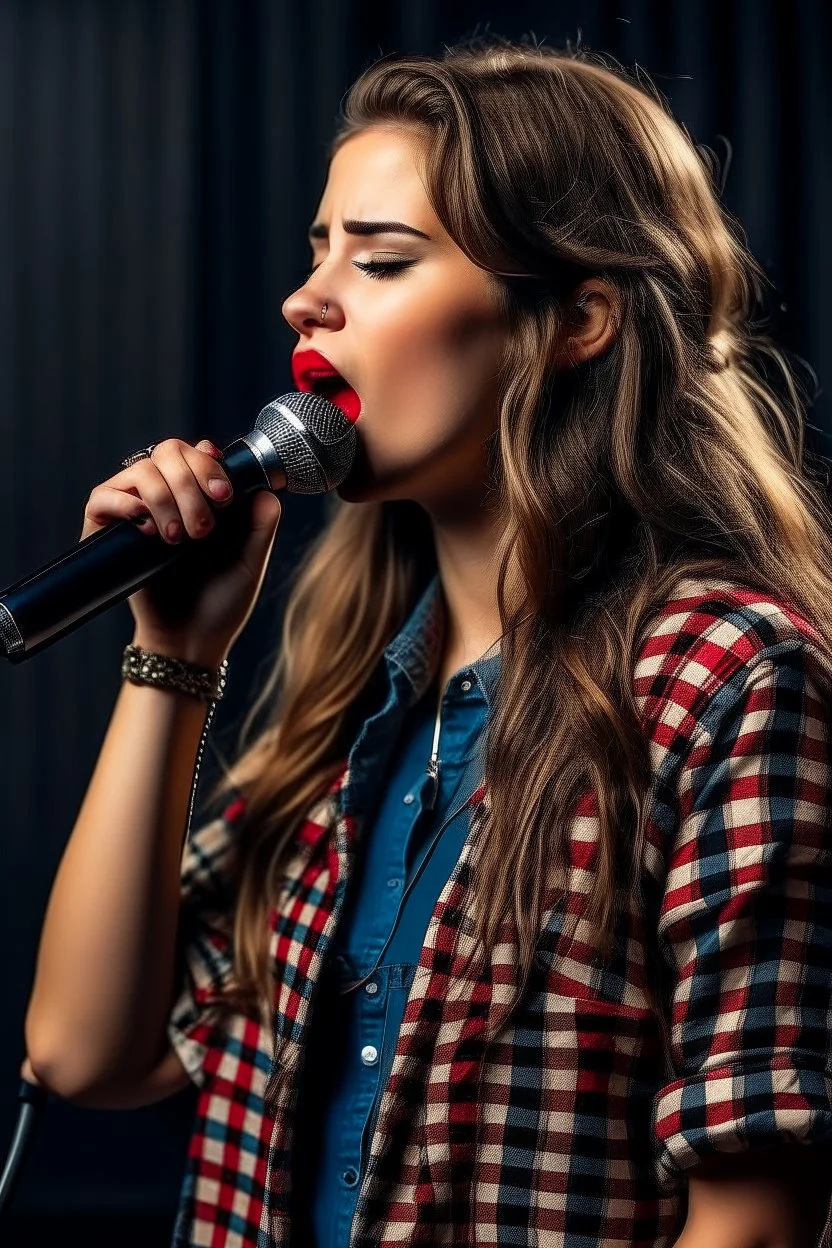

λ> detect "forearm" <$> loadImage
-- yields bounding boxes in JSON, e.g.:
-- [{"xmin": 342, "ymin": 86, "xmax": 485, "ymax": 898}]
[
  {"xmin": 673, "ymin": 1230, "xmax": 780, "ymax": 1248},
  {"xmin": 675, "ymin": 1145, "xmax": 832, "ymax": 1248},
  {"xmin": 25, "ymin": 679, "xmax": 210, "ymax": 1097},
  {"xmin": 673, "ymin": 1231, "xmax": 817, "ymax": 1248}
]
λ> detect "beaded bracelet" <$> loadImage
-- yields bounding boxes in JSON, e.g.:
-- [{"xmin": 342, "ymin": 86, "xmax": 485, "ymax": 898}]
[{"xmin": 121, "ymin": 643, "xmax": 229, "ymax": 703}]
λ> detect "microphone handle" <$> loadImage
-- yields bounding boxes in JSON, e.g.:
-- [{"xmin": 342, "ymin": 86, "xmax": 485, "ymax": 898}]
[
  {"xmin": 0, "ymin": 440, "xmax": 280, "ymax": 663},
  {"xmin": 0, "ymin": 1079, "xmax": 48, "ymax": 1217}
]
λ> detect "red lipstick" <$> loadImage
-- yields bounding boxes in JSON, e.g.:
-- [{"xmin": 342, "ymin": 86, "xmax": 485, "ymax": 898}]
[{"xmin": 291, "ymin": 348, "xmax": 361, "ymax": 424}]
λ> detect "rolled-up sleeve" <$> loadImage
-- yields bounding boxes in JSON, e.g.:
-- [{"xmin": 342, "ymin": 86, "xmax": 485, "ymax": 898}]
[
  {"xmin": 167, "ymin": 796, "xmax": 246, "ymax": 1086},
  {"xmin": 652, "ymin": 640, "xmax": 832, "ymax": 1190}
]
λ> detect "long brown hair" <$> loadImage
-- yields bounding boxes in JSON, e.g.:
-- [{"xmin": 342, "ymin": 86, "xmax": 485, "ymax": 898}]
[{"xmin": 212, "ymin": 36, "xmax": 832, "ymax": 1025}]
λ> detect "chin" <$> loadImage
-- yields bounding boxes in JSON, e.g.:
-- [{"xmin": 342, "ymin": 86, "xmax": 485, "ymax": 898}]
[
  {"xmin": 334, "ymin": 443, "xmax": 413, "ymax": 505},
  {"xmin": 334, "ymin": 441, "xmax": 374, "ymax": 503},
  {"xmin": 335, "ymin": 476, "xmax": 401, "ymax": 506}
]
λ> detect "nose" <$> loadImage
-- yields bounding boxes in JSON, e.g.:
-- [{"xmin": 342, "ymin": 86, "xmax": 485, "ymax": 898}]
[{"xmin": 282, "ymin": 277, "xmax": 339, "ymax": 335}]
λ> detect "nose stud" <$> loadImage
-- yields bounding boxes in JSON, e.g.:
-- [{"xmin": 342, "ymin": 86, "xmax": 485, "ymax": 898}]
[{"xmin": 320, "ymin": 303, "xmax": 328, "ymax": 323}]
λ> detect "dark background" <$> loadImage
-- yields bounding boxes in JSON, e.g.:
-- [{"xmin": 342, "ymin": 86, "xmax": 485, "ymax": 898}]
[{"xmin": 0, "ymin": 1, "xmax": 829, "ymax": 1244}]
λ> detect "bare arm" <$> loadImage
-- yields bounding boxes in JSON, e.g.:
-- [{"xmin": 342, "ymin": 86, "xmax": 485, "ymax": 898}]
[
  {"xmin": 24, "ymin": 677, "xmax": 212, "ymax": 1099},
  {"xmin": 22, "ymin": 436, "xmax": 281, "ymax": 1103},
  {"xmin": 674, "ymin": 1146, "xmax": 832, "ymax": 1248}
]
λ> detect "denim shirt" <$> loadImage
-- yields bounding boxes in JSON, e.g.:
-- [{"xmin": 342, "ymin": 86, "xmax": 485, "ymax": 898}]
[{"xmin": 289, "ymin": 575, "xmax": 501, "ymax": 1247}]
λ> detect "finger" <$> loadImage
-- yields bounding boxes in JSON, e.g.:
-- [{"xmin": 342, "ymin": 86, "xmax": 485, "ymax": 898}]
[
  {"xmin": 104, "ymin": 437, "xmax": 195, "ymax": 492},
  {"xmin": 105, "ymin": 438, "xmax": 226, "ymax": 501},
  {"xmin": 84, "ymin": 438, "xmax": 232, "ymax": 544},
  {"xmin": 194, "ymin": 437, "xmax": 223, "ymax": 460},
  {"xmin": 81, "ymin": 484, "xmax": 159, "ymax": 540},
  {"xmin": 118, "ymin": 456, "xmax": 187, "ymax": 544},
  {"xmin": 143, "ymin": 441, "xmax": 221, "ymax": 542},
  {"xmin": 181, "ymin": 439, "xmax": 235, "ymax": 510},
  {"xmin": 90, "ymin": 449, "xmax": 188, "ymax": 544}
]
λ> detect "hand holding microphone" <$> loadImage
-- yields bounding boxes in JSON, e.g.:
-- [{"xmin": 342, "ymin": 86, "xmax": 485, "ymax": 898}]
[
  {"xmin": 0, "ymin": 392, "xmax": 357, "ymax": 663},
  {"xmin": 83, "ymin": 437, "xmax": 283, "ymax": 669}
]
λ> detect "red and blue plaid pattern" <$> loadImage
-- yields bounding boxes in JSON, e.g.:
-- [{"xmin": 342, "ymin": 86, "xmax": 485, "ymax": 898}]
[{"xmin": 168, "ymin": 576, "xmax": 832, "ymax": 1247}]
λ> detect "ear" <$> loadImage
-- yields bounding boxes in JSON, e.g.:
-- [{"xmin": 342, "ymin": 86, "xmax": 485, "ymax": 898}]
[{"xmin": 551, "ymin": 278, "xmax": 620, "ymax": 370}]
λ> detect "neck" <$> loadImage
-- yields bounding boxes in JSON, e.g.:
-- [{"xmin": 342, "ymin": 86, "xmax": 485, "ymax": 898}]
[{"xmin": 425, "ymin": 500, "xmax": 506, "ymax": 687}]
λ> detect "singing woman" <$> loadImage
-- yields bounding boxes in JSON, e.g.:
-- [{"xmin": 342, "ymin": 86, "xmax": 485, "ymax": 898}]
[{"xmin": 23, "ymin": 36, "xmax": 832, "ymax": 1248}]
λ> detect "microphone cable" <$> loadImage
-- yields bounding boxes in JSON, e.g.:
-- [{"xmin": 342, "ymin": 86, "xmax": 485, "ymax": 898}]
[{"xmin": 0, "ymin": 1077, "xmax": 48, "ymax": 1217}]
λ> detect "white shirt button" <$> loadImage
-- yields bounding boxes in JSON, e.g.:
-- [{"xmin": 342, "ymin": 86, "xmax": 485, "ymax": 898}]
[
  {"xmin": 403, "ymin": 793, "xmax": 414, "ymax": 805},
  {"xmin": 460, "ymin": 678, "xmax": 473, "ymax": 692},
  {"xmin": 365, "ymin": 980, "xmax": 378, "ymax": 995},
  {"xmin": 361, "ymin": 1045, "xmax": 379, "ymax": 1065}
]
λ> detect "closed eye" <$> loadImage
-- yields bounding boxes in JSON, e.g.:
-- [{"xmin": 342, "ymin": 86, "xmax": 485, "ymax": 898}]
[
  {"xmin": 305, "ymin": 259, "xmax": 416, "ymax": 281},
  {"xmin": 353, "ymin": 259, "xmax": 416, "ymax": 280}
]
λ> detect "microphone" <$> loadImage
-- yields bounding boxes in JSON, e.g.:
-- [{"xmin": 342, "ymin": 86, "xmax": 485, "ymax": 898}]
[{"xmin": 0, "ymin": 391, "xmax": 356, "ymax": 662}]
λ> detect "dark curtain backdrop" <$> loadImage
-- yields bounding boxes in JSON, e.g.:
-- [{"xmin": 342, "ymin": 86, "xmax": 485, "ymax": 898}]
[{"xmin": 0, "ymin": 1, "xmax": 829, "ymax": 1243}]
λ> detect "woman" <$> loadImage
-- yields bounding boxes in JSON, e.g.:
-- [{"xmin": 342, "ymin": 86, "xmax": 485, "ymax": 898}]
[{"xmin": 23, "ymin": 36, "xmax": 832, "ymax": 1248}]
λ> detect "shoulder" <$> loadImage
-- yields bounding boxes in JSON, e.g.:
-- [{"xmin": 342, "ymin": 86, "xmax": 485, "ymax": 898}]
[{"xmin": 633, "ymin": 573, "xmax": 832, "ymax": 743}]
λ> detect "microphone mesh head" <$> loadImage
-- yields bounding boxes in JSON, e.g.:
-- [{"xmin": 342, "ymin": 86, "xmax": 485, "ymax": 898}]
[{"xmin": 254, "ymin": 391, "xmax": 357, "ymax": 494}]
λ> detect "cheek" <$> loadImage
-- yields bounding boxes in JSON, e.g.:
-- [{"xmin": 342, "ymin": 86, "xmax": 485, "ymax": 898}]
[{"xmin": 364, "ymin": 289, "xmax": 506, "ymax": 436}]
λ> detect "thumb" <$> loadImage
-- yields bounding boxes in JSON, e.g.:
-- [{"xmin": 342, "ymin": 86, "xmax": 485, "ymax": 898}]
[
  {"xmin": 249, "ymin": 489, "xmax": 282, "ymax": 532},
  {"xmin": 21, "ymin": 1056, "xmax": 42, "ymax": 1086},
  {"xmin": 239, "ymin": 490, "xmax": 282, "ymax": 580}
]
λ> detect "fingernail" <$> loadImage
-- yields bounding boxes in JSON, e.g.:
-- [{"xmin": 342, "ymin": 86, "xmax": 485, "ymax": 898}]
[
  {"xmin": 166, "ymin": 521, "xmax": 183, "ymax": 542},
  {"xmin": 208, "ymin": 478, "xmax": 232, "ymax": 500}
]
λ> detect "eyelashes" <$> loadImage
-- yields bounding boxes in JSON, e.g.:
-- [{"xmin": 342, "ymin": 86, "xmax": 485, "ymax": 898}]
[
  {"xmin": 353, "ymin": 259, "xmax": 415, "ymax": 280},
  {"xmin": 305, "ymin": 259, "xmax": 416, "ymax": 282}
]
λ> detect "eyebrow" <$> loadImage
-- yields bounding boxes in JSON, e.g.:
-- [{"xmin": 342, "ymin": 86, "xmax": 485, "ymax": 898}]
[{"xmin": 308, "ymin": 218, "xmax": 431, "ymax": 241}]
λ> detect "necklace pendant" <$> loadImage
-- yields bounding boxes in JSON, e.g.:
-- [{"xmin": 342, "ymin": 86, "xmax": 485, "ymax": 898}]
[
  {"xmin": 424, "ymin": 756, "xmax": 440, "ymax": 811},
  {"xmin": 424, "ymin": 698, "xmax": 442, "ymax": 812}
]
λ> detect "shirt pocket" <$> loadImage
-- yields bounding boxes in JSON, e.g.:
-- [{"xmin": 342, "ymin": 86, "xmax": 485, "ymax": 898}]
[
  {"xmin": 533, "ymin": 902, "xmax": 657, "ymax": 1018},
  {"xmin": 526, "ymin": 921, "xmax": 669, "ymax": 1122}
]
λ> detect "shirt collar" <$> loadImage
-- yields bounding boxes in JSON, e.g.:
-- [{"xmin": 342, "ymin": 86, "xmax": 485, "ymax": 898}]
[{"xmin": 383, "ymin": 574, "xmax": 501, "ymax": 709}]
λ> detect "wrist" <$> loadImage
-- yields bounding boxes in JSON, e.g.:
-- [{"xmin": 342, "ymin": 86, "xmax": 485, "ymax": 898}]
[
  {"xmin": 122, "ymin": 643, "xmax": 229, "ymax": 704},
  {"xmin": 131, "ymin": 630, "xmax": 230, "ymax": 669}
]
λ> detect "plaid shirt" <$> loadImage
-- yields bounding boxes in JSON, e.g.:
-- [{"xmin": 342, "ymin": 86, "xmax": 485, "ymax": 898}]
[{"xmin": 167, "ymin": 575, "xmax": 832, "ymax": 1248}]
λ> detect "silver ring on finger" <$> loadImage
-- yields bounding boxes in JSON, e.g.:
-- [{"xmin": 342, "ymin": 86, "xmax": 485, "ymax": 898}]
[{"xmin": 120, "ymin": 443, "xmax": 158, "ymax": 470}]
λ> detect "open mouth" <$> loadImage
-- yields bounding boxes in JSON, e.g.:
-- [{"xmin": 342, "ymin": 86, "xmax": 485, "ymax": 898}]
[{"xmin": 306, "ymin": 373, "xmax": 361, "ymax": 423}]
